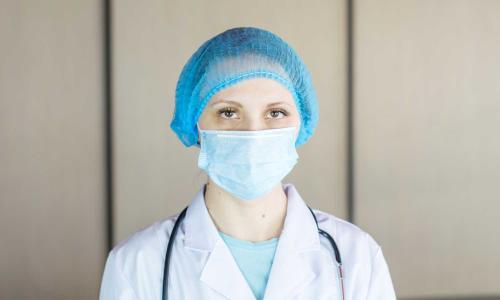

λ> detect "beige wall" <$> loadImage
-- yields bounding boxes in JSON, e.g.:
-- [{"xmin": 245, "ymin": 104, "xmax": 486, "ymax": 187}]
[
  {"xmin": 0, "ymin": 1, "xmax": 106, "ymax": 299},
  {"xmin": 2, "ymin": 0, "xmax": 500, "ymax": 299},
  {"xmin": 355, "ymin": 0, "xmax": 500, "ymax": 298}
]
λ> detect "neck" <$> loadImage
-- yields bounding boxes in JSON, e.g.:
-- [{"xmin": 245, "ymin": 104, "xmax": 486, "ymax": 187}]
[{"xmin": 203, "ymin": 178, "xmax": 288, "ymax": 242}]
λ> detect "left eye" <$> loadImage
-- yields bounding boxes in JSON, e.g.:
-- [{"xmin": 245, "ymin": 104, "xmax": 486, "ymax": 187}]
[{"xmin": 268, "ymin": 110, "xmax": 287, "ymax": 119}]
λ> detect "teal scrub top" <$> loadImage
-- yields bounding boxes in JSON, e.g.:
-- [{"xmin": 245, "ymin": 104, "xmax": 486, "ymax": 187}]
[{"xmin": 218, "ymin": 231, "xmax": 279, "ymax": 300}]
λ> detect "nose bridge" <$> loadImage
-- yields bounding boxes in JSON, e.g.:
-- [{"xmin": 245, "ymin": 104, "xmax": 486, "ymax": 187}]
[{"xmin": 238, "ymin": 112, "xmax": 266, "ymax": 131}]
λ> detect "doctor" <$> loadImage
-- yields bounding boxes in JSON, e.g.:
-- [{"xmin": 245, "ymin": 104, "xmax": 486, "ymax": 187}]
[{"xmin": 99, "ymin": 26, "xmax": 397, "ymax": 300}]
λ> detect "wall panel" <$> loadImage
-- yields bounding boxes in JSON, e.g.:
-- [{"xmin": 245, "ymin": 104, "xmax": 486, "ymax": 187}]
[
  {"xmin": 355, "ymin": 0, "xmax": 500, "ymax": 297},
  {"xmin": 0, "ymin": 1, "xmax": 106, "ymax": 299}
]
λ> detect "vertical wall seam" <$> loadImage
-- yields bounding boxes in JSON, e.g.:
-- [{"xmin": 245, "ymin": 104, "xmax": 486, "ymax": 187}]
[
  {"xmin": 347, "ymin": 0, "xmax": 355, "ymax": 223},
  {"xmin": 104, "ymin": 0, "xmax": 114, "ymax": 251}
]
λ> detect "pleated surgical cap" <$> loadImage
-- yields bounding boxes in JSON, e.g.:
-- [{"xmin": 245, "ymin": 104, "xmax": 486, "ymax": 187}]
[{"xmin": 170, "ymin": 26, "xmax": 319, "ymax": 148}]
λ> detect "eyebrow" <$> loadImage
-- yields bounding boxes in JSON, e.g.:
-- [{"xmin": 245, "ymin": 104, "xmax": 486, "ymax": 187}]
[
  {"xmin": 210, "ymin": 99, "xmax": 292, "ymax": 108},
  {"xmin": 210, "ymin": 99, "xmax": 242, "ymax": 107},
  {"xmin": 265, "ymin": 101, "xmax": 292, "ymax": 108}
]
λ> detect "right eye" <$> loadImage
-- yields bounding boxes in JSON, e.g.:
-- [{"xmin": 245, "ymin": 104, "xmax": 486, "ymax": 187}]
[{"xmin": 218, "ymin": 107, "xmax": 238, "ymax": 119}]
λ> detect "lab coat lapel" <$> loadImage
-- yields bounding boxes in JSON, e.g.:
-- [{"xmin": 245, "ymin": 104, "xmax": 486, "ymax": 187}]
[
  {"xmin": 183, "ymin": 184, "xmax": 255, "ymax": 300},
  {"xmin": 182, "ymin": 183, "xmax": 321, "ymax": 300},
  {"xmin": 262, "ymin": 183, "xmax": 321, "ymax": 300},
  {"xmin": 200, "ymin": 237, "xmax": 256, "ymax": 300}
]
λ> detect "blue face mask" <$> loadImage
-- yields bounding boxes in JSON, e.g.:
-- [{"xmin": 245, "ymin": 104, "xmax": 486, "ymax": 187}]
[{"xmin": 197, "ymin": 124, "xmax": 299, "ymax": 200}]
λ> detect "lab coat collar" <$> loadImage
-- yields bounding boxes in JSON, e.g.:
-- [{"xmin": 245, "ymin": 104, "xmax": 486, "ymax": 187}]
[{"xmin": 183, "ymin": 182, "xmax": 322, "ymax": 300}]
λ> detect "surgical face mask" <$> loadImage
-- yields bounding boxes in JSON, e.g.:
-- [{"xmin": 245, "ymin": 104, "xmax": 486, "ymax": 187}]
[{"xmin": 197, "ymin": 124, "xmax": 299, "ymax": 200}]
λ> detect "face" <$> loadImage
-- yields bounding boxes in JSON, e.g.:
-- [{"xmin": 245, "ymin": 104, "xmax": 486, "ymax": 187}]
[{"xmin": 197, "ymin": 77, "xmax": 301, "ymax": 143}]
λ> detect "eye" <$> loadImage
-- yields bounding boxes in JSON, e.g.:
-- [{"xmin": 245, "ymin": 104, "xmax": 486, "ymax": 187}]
[
  {"xmin": 217, "ymin": 107, "xmax": 238, "ymax": 119},
  {"xmin": 267, "ymin": 109, "xmax": 288, "ymax": 119}
]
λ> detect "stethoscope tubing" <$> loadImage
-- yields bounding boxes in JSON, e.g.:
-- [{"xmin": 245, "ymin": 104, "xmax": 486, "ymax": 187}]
[{"xmin": 162, "ymin": 205, "xmax": 345, "ymax": 300}]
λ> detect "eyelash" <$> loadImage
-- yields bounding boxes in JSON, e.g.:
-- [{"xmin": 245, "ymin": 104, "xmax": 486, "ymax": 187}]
[
  {"xmin": 217, "ymin": 108, "xmax": 289, "ymax": 119},
  {"xmin": 217, "ymin": 108, "xmax": 236, "ymax": 119},
  {"xmin": 269, "ymin": 109, "xmax": 288, "ymax": 118}
]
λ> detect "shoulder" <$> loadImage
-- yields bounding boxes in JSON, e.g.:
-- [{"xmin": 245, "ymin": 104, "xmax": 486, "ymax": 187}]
[
  {"xmin": 100, "ymin": 212, "xmax": 183, "ymax": 298},
  {"xmin": 308, "ymin": 209, "xmax": 396, "ymax": 299},
  {"xmin": 311, "ymin": 208, "xmax": 381, "ymax": 258},
  {"xmin": 109, "ymin": 211, "xmax": 182, "ymax": 265},
  {"xmin": 104, "ymin": 210, "xmax": 184, "ymax": 286}
]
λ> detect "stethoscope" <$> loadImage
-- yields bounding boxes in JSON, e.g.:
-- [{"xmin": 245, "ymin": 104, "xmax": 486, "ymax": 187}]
[{"xmin": 162, "ymin": 205, "xmax": 346, "ymax": 300}]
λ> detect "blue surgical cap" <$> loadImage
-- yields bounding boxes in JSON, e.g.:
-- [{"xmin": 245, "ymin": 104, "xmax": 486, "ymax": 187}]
[{"xmin": 170, "ymin": 26, "xmax": 319, "ymax": 148}]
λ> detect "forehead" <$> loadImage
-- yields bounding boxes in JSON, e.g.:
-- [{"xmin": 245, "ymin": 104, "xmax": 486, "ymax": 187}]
[{"xmin": 208, "ymin": 77, "xmax": 296, "ymax": 108}]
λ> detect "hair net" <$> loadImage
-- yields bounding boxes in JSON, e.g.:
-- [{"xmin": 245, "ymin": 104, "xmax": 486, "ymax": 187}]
[{"xmin": 170, "ymin": 26, "xmax": 319, "ymax": 148}]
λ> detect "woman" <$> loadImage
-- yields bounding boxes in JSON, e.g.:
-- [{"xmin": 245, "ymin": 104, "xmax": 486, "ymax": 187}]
[{"xmin": 99, "ymin": 26, "xmax": 396, "ymax": 300}]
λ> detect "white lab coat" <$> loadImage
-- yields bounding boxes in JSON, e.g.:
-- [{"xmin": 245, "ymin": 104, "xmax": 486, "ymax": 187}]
[{"xmin": 99, "ymin": 183, "xmax": 397, "ymax": 300}]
